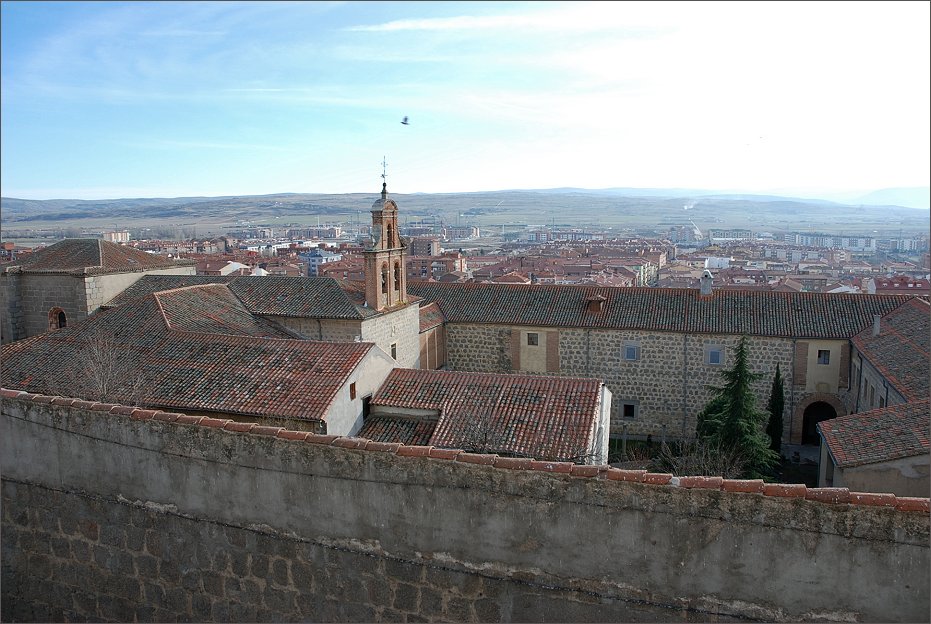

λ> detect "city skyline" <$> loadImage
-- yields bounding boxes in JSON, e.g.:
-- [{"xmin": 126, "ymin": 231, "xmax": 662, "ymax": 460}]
[{"xmin": 2, "ymin": 0, "xmax": 929, "ymax": 201}]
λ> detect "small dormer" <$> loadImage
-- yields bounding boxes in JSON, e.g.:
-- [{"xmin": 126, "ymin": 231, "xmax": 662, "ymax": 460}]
[{"xmin": 586, "ymin": 294, "xmax": 606, "ymax": 313}]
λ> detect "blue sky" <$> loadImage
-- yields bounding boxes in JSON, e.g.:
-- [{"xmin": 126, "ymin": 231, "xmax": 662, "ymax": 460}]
[{"xmin": 2, "ymin": 1, "xmax": 929, "ymax": 200}]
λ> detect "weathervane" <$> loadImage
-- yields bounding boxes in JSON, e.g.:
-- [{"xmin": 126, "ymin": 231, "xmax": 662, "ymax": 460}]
[{"xmin": 381, "ymin": 156, "xmax": 388, "ymax": 185}]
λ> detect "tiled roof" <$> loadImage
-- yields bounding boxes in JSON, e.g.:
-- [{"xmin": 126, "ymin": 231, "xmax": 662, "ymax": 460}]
[
  {"xmin": 155, "ymin": 285, "xmax": 297, "ymax": 337},
  {"xmin": 227, "ymin": 276, "xmax": 367, "ymax": 319},
  {"xmin": 1, "ymin": 290, "xmax": 373, "ymax": 421},
  {"xmin": 105, "ymin": 275, "xmax": 236, "ymax": 307},
  {"xmin": 1, "ymin": 238, "xmax": 191, "ymax": 275},
  {"xmin": 105, "ymin": 274, "xmax": 372, "ymax": 319},
  {"xmin": 407, "ymin": 282, "xmax": 914, "ymax": 338},
  {"xmin": 369, "ymin": 369, "xmax": 603, "ymax": 462},
  {"xmin": 357, "ymin": 416, "xmax": 437, "ymax": 446},
  {"xmin": 818, "ymin": 400, "xmax": 930, "ymax": 468},
  {"xmin": 419, "ymin": 302, "xmax": 445, "ymax": 332},
  {"xmin": 852, "ymin": 297, "xmax": 930, "ymax": 401}
]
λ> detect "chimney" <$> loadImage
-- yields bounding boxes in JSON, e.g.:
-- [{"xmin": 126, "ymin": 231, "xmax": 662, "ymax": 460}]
[
  {"xmin": 586, "ymin": 294, "xmax": 606, "ymax": 313},
  {"xmin": 872, "ymin": 314, "xmax": 881, "ymax": 336},
  {"xmin": 700, "ymin": 270, "xmax": 713, "ymax": 296}
]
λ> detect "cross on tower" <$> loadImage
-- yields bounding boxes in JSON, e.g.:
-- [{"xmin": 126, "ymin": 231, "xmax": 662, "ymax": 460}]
[{"xmin": 381, "ymin": 156, "xmax": 388, "ymax": 184}]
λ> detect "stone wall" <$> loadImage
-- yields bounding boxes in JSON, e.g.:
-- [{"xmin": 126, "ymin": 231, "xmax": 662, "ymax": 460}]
[
  {"xmin": 446, "ymin": 324, "xmax": 815, "ymax": 441},
  {"xmin": 0, "ymin": 267, "xmax": 195, "ymax": 343},
  {"xmin": 2, "ymin": 273, "xmax": 90, "ymax": 341},
  {"xmin": 273, "ymin": 316, "xmax": 362, "ymax": 342},
  {"xmin": 2, "ymin": 391, "xmax": 928, "ymax": 623}
]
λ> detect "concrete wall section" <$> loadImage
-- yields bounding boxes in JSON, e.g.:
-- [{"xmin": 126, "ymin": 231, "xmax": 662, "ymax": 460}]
[
  {"xmin": 827, "ymin": 453, "xmax": 931, "ymax": 499},
  {"xmin": 332, "ymin": 348, "xmax": 397, "ymax": 437},
  {"xmin": 2, "ymin": 395, "xmax": 928, "ymax": 623},
  {"xmin": 802, "ymin": 339, "xmax": 846, "ymax": 395},
  {"xmin": 83, "ymin": 267, "xmax": 196, "ymax": 314}
]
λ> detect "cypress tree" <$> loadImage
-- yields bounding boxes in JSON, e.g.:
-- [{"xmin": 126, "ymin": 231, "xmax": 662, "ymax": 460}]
[
  {"xmin": 765, "ymin": 364, "xmax": 785, "ymax": 454},
  {"xmin": 696, "ymin": 335, "xmax": 779, "ymax": 478}
]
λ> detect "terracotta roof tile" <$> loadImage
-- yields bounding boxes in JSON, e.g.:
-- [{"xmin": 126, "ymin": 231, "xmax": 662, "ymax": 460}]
[
  {"xmin": 851, "ymin": 298, "xmax": 930, "ymax": 401},
  {"xmin": 1, "ymin": 290, "xmax": 373, "ymax": 421},
  {"xmin": 818, "ymin": 400, "xmax": 930, "ymax": 468},
  {"xmin": 2, "ymin": 238, "xmax": 190, "ymax": 275},
  {"xmin": 418, "ymin": 302, "xmax": 446, "ymax": 333},
  {"xmin": 106, "ymin": 274, "xmax": 377, "ymax": 319},
  {"xmin": 356, "ymin": 416, "xmax": 437, "ymax": 446},
  {"xmin": 369, "ymin": 369, "xmax": 603, "ymax": 462},
  {"xmin": 407, "ymin": 282, "xmax": 913, "ymax": 338},
  {"xmin": 154, "ymin": 285, "xmax": 296, "ymax": 337}
]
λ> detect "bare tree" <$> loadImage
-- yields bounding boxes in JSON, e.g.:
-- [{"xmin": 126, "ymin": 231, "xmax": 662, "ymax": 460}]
[
  {"xmin": 653, "ymin": 438, "xmax": 748, "ymax": 479},
  {"xmin": 41, "ymin": 333, "xmax": 148, "ymax": 405}
]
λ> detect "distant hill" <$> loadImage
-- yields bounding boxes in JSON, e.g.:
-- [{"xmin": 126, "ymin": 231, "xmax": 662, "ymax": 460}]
[
  {"xmin": 851, "ymin": 187, "xmax": 930, "ymax": 210},
  {"xmin": 2, "ymin": 187, "xmax": 928, "ymax": 237}
]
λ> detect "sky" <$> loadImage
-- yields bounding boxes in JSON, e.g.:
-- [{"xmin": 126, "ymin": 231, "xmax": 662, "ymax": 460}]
[{"xmin": 1, "ymin": 0, "xmax": 929, "ymax": 200}]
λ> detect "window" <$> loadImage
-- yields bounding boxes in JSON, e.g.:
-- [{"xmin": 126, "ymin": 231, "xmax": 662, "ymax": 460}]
[
  {"xmin": 621, "ymin": 401, "xmax": 639, "ymax": 419},
  {"xmin": 394, "ymin": 261, "xmax": 402, "ymax": 292},
  {"xmin": 391, "ymin": 343, "xmax": 397, "ymax": 359},
  {"xmin": 48, "ymin": 307, "xmax": 67, "ymax": 331},
  {"xmin": 362, "ymin": 395, "xmax": 371, "ymax": 420},
  {"xmin": 623, "ymin": 343, "xmax": 640, "ymax": 361},
  {"xmin": 527, "ymin": 332, "xmax": 539, "ymax": 346},
  {"xmin": 350, "ymin": 382, "xmax": 357, "ymax": 400},
  {"xmin": 817, "ymin": 349, "xmax": 830, "ymax": 365},
  {"xmin": 879, "ymin": 396, "xmax": 885, "ymax": 408},
  {"xmin": 381, "ymin": 263, "xmax": 389, "ymax": 294},
  {"xmin": 705, "ymin": 345, "xmax": 724, "ymax": 365}
]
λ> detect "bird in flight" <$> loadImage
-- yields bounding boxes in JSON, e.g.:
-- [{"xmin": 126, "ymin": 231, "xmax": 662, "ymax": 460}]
[{"xmin": 401, "ymin": 116, "xmax": 409, "ymax": 125}]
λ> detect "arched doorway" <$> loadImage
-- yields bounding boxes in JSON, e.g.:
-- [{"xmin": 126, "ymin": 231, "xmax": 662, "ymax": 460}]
[{"xmin": 801, "ymin": 401, "xmax": 837, "ymax": 445}]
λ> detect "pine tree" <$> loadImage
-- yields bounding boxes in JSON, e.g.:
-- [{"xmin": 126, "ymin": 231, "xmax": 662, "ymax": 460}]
[
  {"xmin": 765, "ymin": 364, "xmax": 785, "ymax": 454},
  {"xmin": 695, "ymin": 335, "xmax": 779, "ymax": 478}
]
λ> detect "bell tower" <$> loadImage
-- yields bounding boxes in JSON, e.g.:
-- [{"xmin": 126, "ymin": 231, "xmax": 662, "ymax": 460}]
[{"xmin": 364, "ymin": 181, "xmax": 407, "ymax": 311}]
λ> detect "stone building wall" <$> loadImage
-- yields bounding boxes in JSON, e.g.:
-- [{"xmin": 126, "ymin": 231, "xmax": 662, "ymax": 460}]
[
  {"xmin": 272, "ymin": 316, "xmax": 362, "ymax": 342},
  {"xmin": 0, "ymin": 272, "xmax": 24, "ymax": 343},
  {"xmin": 2, "ymin": 392, "xmax": 928, "ymax": 623},
  {"xmin": 0, "ymin": 266, "xmax": 195, "ymax": 344},
  {"xmin": 445, "ymin": 323, "xmax": 810, "ymax": 440},
  {"xmin": 2, "ymin": 273, "xmax": 90, "ymax": 341},
  {"xmin": 445, "ymin": 324, "xmax": 514, "ymax": 373}
]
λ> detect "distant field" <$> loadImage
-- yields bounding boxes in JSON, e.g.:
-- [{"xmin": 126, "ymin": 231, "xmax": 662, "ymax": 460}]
[{"xmin": 2, "ymin": 190, "xmax": 928, "ymax": 242}]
